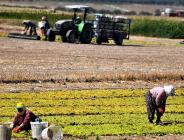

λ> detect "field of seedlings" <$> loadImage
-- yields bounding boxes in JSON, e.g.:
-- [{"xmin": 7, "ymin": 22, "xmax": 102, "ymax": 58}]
[{"xmin": 0, "ymin": 89, "xmax": 184, "ymax": 139}]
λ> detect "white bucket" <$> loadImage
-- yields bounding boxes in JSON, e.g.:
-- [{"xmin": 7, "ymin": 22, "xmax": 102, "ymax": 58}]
[
  {"xmin": 0, "ymin": 124, "xmax": 11, "ymax": 140},
  {"xmin": 30, "ymin": 122, "xmax": 48, "ymax": 139},
  {"xmin": 41, "ymin": 128, "xmax": 53, "ymax": 140},
  {"xmin": 41, "ymin": 125, "xmax": 63, "ymax": 140}
]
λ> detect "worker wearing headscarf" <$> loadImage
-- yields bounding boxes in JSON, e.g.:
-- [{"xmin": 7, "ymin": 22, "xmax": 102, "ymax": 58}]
[
  {"xmin": 12, "ymin": 103, "xmax": 40, "ymax": 133},
  {"xmin": 145, "ymin": 85, "xmax": 175, "ymax": 125},
  {"xmin": 38, "ymin": 16, "xmax": 50, "ymax": 40}
]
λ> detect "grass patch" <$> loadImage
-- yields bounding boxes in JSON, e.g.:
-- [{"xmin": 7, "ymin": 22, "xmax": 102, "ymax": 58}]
[{"xmin": 0, "ymin": 31, "xmax": 8, "ymax": 37}]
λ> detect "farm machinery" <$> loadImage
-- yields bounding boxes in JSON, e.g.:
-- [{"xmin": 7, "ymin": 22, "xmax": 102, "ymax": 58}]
[
  {"xmin": 93, "ymin": 14, "xmax": 131, "ymax": 45},
  {"xmin": 49, "ymin": 5, "xmax": 131, "ymax": 45},
  {"xmin": 8, "ymin": 5, "xmax": 131, "ymax": 45},
  {"xmin": 48, "ymin": 5, "xmax": 93, "ymax": 44}
]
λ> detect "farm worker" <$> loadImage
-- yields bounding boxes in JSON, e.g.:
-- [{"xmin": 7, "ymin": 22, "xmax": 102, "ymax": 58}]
[
  {"xmin": 12, "ymin": 102, "xmax": 41, "ymax": 133},
  {"xmin": 38, "ymin": 16, "xmax": 50, "ymax": 40},
  {"xmin": 145, "ymin": 85, "xmax": 175, "ymax": 125},
  {"xmin": 75, "ymin": 16, "xmax": 84, "ymax": 33},
  {"xmin": 22, "ymin": 20, "xmax": 37, "ymax": 35}
]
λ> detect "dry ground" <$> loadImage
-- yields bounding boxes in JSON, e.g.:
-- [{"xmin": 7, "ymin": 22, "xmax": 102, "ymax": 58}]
[{"xmin": 0, "ymin": 35, "xmax": 184, "ymax": 93}]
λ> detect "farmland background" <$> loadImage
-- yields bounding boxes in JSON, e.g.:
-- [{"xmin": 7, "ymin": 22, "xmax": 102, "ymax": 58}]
[
  {"xmin": 0, "ymin": 1, "xmax": 184, "ymax": 140},
  {"xmin": 1, "ymin": 3, "xmax": 184, "ymax": 38}
]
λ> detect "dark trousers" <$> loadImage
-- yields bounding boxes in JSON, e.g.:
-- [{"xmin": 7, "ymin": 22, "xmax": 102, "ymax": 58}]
[{"xmin": 145, "ymin": 92, "xmax": 163, "ymax": 123}]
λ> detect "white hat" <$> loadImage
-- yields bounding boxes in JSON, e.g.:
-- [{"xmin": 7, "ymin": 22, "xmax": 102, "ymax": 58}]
[
  {"xmin": 22, "ymin": 20, "xmax": 30, "ymax": 24},
  {"xmin": 42, "ymin": 16, "xmax": 47, "ymax": 21},
  {"xmin": 164, "ymin": 85, "xmax": 175, "ymax": 96}
]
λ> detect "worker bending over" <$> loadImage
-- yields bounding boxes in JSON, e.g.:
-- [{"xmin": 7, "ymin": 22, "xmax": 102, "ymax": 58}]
[
  {"xmin": 22, "ymin": 20, "xmax": 37, "ymax": 35},
  {"xmin": 12, "ymin": 103, "xmax": 41, "ymax": 133},
  {"xmin": 145, "ymin": 85, "xmax": 175, "ymax": 125}
]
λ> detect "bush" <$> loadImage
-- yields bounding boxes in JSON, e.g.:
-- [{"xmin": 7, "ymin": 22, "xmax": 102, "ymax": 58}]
[
  {"xmin": 0, "ymin": 11, "xmax": 72, "ymax": 26},
  {"xmin": 125, "ymin": 11, "xmax": 137, "ymax": 16},
  {"xmin": 139, "ymin": 11, "xmax": 152, "ymax": 16},
  {"xmin": 154, "ymin": 9, "xmax": 161, "ymax": 16}
]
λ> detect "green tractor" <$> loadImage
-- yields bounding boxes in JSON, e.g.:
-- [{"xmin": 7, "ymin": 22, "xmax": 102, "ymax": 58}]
[{"xmin": 49, "ymin": 5, "xmax": 93, "ymax": 44}]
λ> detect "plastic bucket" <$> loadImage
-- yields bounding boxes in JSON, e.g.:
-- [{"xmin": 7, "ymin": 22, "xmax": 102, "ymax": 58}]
[
  {"xmin": 41, "ymin": 128, "xmax": 53, "ymax": 140},
  {"xmin": 31, "ymin": 122, "xmax": 48, "ymax": 139},
  {"xmin": 41, "ymin": 125, "xmax": 63, "ymax": 140},
  {"xmin": 0, "ymin": 124, "xmax": 11, "ymax": 140}
]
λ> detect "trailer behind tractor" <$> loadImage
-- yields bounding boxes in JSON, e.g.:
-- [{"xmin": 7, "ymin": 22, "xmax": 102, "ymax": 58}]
[{"xmin": 93, "ymin": 14, "xmax": 131, "ymax": 45}]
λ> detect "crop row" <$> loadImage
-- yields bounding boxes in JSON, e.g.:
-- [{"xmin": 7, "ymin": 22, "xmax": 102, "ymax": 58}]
[
  {"xmin": 1, "ymin": 89, "xmax": 184, "ymax": 100},
  {"xmin": 0, "ymin": 105, "xmax": 146, "ymax": 117},
  {"xmin": 0, "ymin": 103, "xmax": 183, "ymax": 117},
  {"xmin": 1, "ymin": 113, "xmax": 184, "ymax": 126},
  {"xmin": 0, "ymin": 96, "xmax": 183, "ymax": 108},
  {"xmin": 131, "ymin": 17, "xmax": 184, "ymax": 38},
  {"xmin": 0, "ymin": 89, "xmax": 146, "ymax": 99}
]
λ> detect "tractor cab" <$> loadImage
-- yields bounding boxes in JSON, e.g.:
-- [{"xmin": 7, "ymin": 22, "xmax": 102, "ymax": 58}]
[
  {"xmin": 54, "ymin": 5, "xmax": 93, "ymax": 43},
  {"xmin": 65, "ymin": 5, "xmax": 90, "ymax": 24}
]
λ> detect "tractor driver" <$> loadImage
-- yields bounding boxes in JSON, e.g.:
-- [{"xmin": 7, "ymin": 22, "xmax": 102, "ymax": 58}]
[
  {"xmin": 75, "ymin": 17, "xmax": 84, "ymax": 33},
  {"xmin": 75, "ymin": 16, "xmax": 82, "ymax": 24},
  {"xmin": 22, "ymin": 20, "xmax": 37, "ymax": 35},
  {"xmin": 12, "ymin": 103, "xmax": 41, "ymax": 133}
]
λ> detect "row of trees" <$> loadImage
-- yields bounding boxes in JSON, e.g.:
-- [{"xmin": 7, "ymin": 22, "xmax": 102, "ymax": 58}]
[
  {"xmin": 6, "ymin": 0, "xmax": 184, "ymax": 5},
  {"xmin": 41, "ymin": 0, "xmax": 184, "ymax": 5}
]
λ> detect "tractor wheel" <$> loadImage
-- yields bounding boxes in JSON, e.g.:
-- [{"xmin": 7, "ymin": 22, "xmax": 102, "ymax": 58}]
[
  {"xmin": 66, "ymin": 30, "xmax": 76, "ymax": 43},
  {"xmin": 96, "ymin": 32, "xmax": 102, "ymax": 44},
  {"xmin": 114, "ymin": 33, "xmax": 123, "ymax": 46},
  {"xmin": 80, "ymin": 24, "xmax": 93, "ymax": 44},
  {"xmin": 47, "ymin": 30, "xmax": 55, "ymax": 41},
  {"xmin": 96, "ymin": 37, "xmax": 102, "ymax": 44},
  {"xmin": 62, "ymin": 35, "xmax": 67, "ymax": 42}
]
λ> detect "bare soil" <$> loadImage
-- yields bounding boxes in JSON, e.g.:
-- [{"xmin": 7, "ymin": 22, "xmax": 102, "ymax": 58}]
[{"xmin": 0, "ymin": 35, "xmax": 184, "ymax": 93}]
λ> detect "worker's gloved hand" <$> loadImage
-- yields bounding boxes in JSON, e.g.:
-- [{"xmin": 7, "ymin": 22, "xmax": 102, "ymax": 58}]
[
  {"xmin": 12, "ymin": 126, "xmax": 21, "ymax": 133},
  {"xmin": 158, "ymin": 107, "xmax": 165, "ymax": 114}
]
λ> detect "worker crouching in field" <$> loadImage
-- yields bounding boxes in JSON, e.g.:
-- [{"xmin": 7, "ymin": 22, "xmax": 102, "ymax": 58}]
[
  {"xmin": 22, "ymin": 20, "xmax": 37, "ymax": 35},
  {"xmin": 12, "ymin": 103, "xmax": 41, "ymax": 133},
  {"xmin": 145, "ymin": 85, "xmax": 175, "ymax": 125},
  {"xmin": 38, "ymin": 16, "xmax": 50, "ymax": 40}
]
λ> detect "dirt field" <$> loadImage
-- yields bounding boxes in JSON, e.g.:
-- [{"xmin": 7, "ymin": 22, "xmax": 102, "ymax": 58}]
[{"xmin": 0, "ymin": 36, "xmax": 184, "ymax": 93}]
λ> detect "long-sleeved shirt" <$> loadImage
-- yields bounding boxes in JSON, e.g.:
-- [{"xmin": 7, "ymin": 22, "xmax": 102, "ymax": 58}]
[
  {"xmin": 150, "ymin": 87, "xmax": 167, "ymax": 107},
  {"xmin": 13, "ymin": 109, "xmax": 37, "ymax": 130}
]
